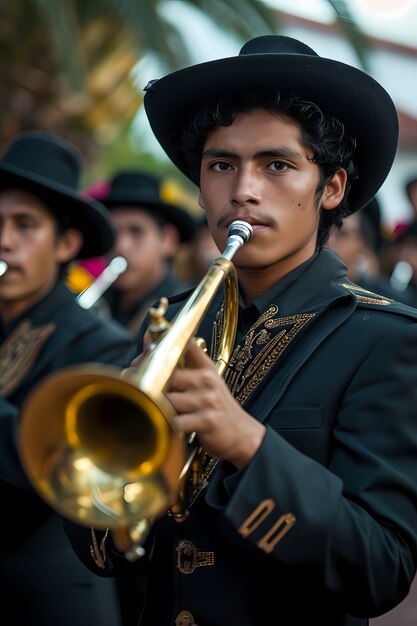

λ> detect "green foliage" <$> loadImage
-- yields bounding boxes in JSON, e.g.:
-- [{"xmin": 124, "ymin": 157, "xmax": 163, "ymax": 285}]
[{"xmin": 2, "ymin": 0, "xmax": 369, "ymax": 191}]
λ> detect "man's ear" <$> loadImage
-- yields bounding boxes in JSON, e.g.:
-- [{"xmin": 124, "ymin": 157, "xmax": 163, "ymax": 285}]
[
  {"xmin": 55, "ymin": 228, "xmax": 84, "ymax": 263},
  {"xmin": 198, "ymin": 192, "xmax": 205, "ymax": 210},
  {"xmin": 321, "ymin": 169, "xmax": 348, "ymax": 211}
]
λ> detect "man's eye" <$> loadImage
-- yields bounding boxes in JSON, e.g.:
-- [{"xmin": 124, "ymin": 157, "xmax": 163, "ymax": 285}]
[
  {"xmin": 19, "ymin": 220, "xmax": 35, "ymax": 229},
  {"xmin": 212, "ymin": 161, "xmax": 232, "ymax": 172},
  {"xmin": 268, "ymin": 161, "xmax": 288, "ymax": 171},
  {"xmin": 130, "ymin": 227, "xmax": 146, "ymax": 236}
]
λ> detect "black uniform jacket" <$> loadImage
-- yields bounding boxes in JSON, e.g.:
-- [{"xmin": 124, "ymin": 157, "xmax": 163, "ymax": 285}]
[
  {"xmin": 0, "ymin": 281, "xmax": 135, "ymax": 626},
  {"xmin": 64, "ymin": 248, "xmax": 417, "ymax": 626},
  {"xmin": 104, "ymin": 267, "xmax": 191, "ymax": 337}
]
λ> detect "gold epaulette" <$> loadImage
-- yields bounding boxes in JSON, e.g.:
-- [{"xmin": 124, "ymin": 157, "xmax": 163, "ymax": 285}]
[{"xmin": 340, "ymin": 282, "xmax": 392, "ymax": 306}]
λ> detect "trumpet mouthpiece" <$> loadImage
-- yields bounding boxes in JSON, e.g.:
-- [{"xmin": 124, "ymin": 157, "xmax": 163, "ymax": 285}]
[
  {"xmin": 228, "ymin": 220, "xmax": 253, "ymax": 244},
  {"xmin": 222, "ymin": 220, "xmax": 253, "ymax": 262},
  {"xmin": 0, "ymin": 260, "xmax": 8, "ymax": 277}
]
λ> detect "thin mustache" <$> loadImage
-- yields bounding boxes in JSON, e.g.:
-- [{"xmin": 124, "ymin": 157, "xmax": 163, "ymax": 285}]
[{"xmin": 218, "ymin": 212, "xmax": 276, "ymax": 229}]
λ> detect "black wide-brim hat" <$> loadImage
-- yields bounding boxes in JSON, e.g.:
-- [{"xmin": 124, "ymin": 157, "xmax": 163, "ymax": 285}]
[
  {"xmin": 0, "ymin": 131, "xmax": 115, "ymax": 259},
  {"xmin": 144, "ymin": 35, "xmax": 399, "ymax": 215},
  {"xmin": 101, "ymin": 170, "xmax": 195, "ymax": 242}
]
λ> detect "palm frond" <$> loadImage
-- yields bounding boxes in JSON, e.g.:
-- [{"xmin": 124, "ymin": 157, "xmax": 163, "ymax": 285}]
[{"xmin": 326, "ymin": 0, "xmax": 370, "ymax": 71}]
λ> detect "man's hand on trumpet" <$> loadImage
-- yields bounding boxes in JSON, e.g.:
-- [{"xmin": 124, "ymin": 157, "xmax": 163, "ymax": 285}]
[{"xmin": 166, "ymin": 340, "xmax": 266, "ymax": 470}]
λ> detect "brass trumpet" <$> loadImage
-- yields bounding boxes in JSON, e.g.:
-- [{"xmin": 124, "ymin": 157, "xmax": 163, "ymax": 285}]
[{"xmin": 18, "ymin": 220, "xmax": 253, "ymax": 560}]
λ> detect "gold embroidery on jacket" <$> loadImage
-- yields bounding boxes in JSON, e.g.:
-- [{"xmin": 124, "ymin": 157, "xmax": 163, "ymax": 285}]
[
  {"xmin": 0, "ymin": 320, "xmax": 56, "ymax": 396},
  {"xmin": 221, "ymin": 305, "xmax": 316, "ymax": 405},
  {"xmin": 340, "ymin": 283, "xmax": 391, "ymax": 305},
  {"xmin": 186, "ymin": 304, "xmax": 315, "ymax": 511}
]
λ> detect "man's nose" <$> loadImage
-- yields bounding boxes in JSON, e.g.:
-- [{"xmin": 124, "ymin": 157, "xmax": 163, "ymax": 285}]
[
  {"xmin": 230, "ymin": 167, "xmax": 262, "ymax": 206},
  {"xmin": 114, "ymin": 231, "xmax": 131, "ymax": 255},
  {"xmin": 0, "ymin": 222, "xmax": 16, "ymax": 250}
]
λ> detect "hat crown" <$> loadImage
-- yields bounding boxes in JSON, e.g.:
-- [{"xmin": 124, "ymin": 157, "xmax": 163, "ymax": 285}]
[
  {"xmin": 108, "ymin": 171, "xmax": 161, "ymax": 199},
  {"xmin": 239, "ymin": 35, "xmax": 318, "ymax": 58},
  {"xmin": 1, "ymin": 131, "xmax": 82, "ymax": 190},
  {"xmin": 101, "ymin": 169, "xmax": 194, "ymax": 242}
]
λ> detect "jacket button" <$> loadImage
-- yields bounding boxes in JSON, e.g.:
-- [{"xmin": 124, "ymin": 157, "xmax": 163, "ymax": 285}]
[{"xmin": 175, "ymin": 609, "xmax": 195, "ymax": 625}]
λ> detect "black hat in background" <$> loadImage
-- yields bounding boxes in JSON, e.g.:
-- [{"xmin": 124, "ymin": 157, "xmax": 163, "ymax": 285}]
[
  {"xmin": 144, "ymin": 35, "xmax": 399, "ymax": 215},
  {"xmin": 0, "ymin": 131, "xmax": 115, "ymax": 259},
  {"xmin": 100, "ymin": 170, "xmax": 195, "ymax": 242}
]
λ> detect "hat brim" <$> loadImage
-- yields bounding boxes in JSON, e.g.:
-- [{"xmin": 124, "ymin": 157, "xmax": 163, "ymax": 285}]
[
  {"xmin": 103, "ymin": 193, "xmax": 195, "ymax": 242},
  {"xmin": 144, "ymin": 53, "xmax": 399, "ymax": 214},
  {"xmin": 0, "ymin": 164, "xmax": 115, "ymax": 259}
]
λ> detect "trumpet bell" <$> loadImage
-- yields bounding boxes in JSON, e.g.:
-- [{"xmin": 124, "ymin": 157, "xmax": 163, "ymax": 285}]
[{"xmin": 19, "ymin": 364, "xmax": 185, "ymax": 529}]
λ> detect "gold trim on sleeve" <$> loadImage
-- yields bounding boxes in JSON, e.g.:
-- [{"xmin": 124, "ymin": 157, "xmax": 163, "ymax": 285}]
[
  {"xmin": 238, "ymin": 499, "xmax": 296, "ymax": 552},
  {"xmin": 89, "ymin": 527, "xmax": 109, "ymax": 570}
]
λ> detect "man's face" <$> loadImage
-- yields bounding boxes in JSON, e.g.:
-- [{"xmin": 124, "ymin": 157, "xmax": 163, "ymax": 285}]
[
  {"xmin": 109, "ymin": 207, "xmax": 179, "ymax": 295},
  {"xmin": 0, "ymin": 189, "xmax": 73, "ymax": 321},
  {"xmin": 198, "ymin": 109, "xmax": 343, "ymax": 281}
]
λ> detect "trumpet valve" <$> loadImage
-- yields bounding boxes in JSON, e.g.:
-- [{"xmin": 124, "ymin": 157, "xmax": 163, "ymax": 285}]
[{"xmin": 148, "ymin": 297, "xmax": 171, "ymax": 340}]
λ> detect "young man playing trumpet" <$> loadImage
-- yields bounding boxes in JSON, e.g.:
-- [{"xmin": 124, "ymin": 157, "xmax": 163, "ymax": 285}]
[{"xmin": 64, "ymin": 36, "xmax": 417, "ymax": 626}]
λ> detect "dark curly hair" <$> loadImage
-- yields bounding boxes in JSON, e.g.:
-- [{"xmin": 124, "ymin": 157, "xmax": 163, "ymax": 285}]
[{"xmin": 178, "ymin": 90, "xmax": 358, "ymax": 247}]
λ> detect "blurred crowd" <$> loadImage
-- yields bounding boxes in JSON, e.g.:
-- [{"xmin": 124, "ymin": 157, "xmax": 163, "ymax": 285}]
[{"xmin": 326, "ymin": 188, "xmax": 417, "ymax": 308}]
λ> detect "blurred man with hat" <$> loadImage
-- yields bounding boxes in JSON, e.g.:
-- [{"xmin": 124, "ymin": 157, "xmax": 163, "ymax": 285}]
[
  {"xmin": 90, "ymin": 169, "xmax": 194, "ymax": 338},
  {"xmin": 65, "ymin": 36, "xmax": 417, "ymax": 626},
  {"xmin": 387, "ymin": 219, "xmax": 417, "ymax": 307},
  {"xmin": 326, "ymin": 197, "xmax": 404, "ymax": 302},
  {"xmin": 0, "ymin": 130, "xmax": 135, "ymax": 626}
]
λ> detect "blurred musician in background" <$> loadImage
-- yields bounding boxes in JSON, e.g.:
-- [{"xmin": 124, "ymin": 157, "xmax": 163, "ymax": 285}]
[
  {"xmin": 87, "ymin": 169, "xmax": 195, "ymax": 338},
  {"xmin": 0, "ymin": 131, "xmax": 135, "ymax": 626},
  {"xmin": 386, "ymin": 220, "xmax": 417, "ymax": 307},
  {"xmin": 326, "ymin": 198, "xmax": 403, "ymax": 302}
]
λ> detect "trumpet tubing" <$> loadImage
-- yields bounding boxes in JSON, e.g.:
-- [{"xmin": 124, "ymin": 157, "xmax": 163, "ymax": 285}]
[
  {"xmin": 18, "ymin": 220, "xmax": 253, "ymax": 559},
  {"xmin": 76, "ymin": 256, "xmax": 128, "ymax": 309}
]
